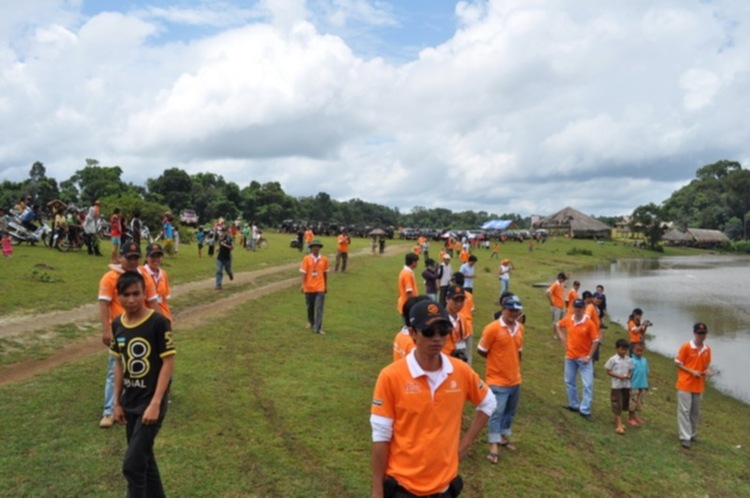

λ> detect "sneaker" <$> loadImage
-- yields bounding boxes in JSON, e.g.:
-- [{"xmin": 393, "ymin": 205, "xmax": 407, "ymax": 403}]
[
  {"xmin": 215, "ymin": 286, "xmax": 222, "ymax": 290},
  {"xmin": 563, "ymin": 405, "xmax": 580, "ymax": 413},
  {"xmin": 580, "ymin": 413, "xmax": 594, "ymax": 422},
  {"xmin": 228, "ymin": 272, "xmax": 234, "ymax": 281},
  {"xmin": 316, "ymin": 330, "xmax": 326, "ymax": 335},
  {"xmin": 99, "ymin": 415, "xmax": 114, "ymax": 428},
  {"xmin": 680, "ymin": 439, "xmax": 692, "ymax": 449}
]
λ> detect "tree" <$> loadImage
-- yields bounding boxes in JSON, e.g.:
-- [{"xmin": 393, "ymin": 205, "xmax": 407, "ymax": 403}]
[
  {"xmin": 147, "ymin": 168, "xmax": 193, "ymax": 213},
  {"xmin": 630, "ymin": 203, "xmax": 666, "ymax": 250},
  {"xmin": 724, "ymin": 217, "xmax": 743, "ymax": 241},
  {"xmin": 64, "ymin": 161, "xmax": 130, "ymax": 204}
]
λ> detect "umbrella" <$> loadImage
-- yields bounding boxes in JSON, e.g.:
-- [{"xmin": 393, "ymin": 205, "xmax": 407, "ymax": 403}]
[{"xmin": 369, "ymin": 228, "xmax": 386, "ymax": 236}]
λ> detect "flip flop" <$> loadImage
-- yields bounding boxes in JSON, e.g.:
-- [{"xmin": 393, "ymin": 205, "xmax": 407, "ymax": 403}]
[
  {"xmin": 499, "ymin": 441, "xmax": 517, "ymax": 451},
  {"xmin": 615, "ymin": 426, "xmax": 626, "ymax": 435},
  {"xmin": 486, "ymin": 452, "xmax": 499, "ymax": 464}
]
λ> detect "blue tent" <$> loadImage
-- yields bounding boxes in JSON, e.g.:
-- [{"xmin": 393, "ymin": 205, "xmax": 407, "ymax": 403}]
[{"xmin": 481, "ymin": 220, "xmax": 514, "ymax": 230}]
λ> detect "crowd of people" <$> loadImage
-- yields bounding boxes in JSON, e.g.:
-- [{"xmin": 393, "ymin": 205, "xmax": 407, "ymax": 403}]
[
  {"xmin": 368, "ymin": 239, "xmax": 713, "ymax": 497},
  {"xmin": 4, "ymin": 203, "xmax": 715, "ymax": 496}
]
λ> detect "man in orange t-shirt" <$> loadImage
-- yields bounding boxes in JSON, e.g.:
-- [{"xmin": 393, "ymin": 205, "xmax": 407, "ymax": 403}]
[
  {"xmin": 565, "ymin": 280, "xmax": 581, "ymax": 316},
  {"xmin": 392, "ymin": 296, "xmax": 429, "ymax": 362},
  {"xmin": 335, "ymin": 229, "xmax": 350, "ymax": 272},
  {"xmin": 371, "ymin": 301, "xmax": 496, "ymax": 498},
  {"xmin": 141, "ymin": 243, "xmax": 172, "ymax": 324},
  {"xmin": 303, "ymin": 227, "xmax": 314, "ymax": 253},
  {"xmin": 556, "ymin": 299, "xmax": 599, "ymax": 420},
  {"xmin": 300, "ymin": 239, "xmax": 329, "ymax": 334},
  {"xmin": 546, "ymin": 272, "xmax": 567, "ymax": 339},
  {"xmin": 478, "ymin": 294, "xmax": 525, "ymax": 462},
  {"xmin": 98, "ymin": 242, "xmax": 158, "ymax": 428},
  {"xmin": 675, "ymin": 323, "xmax": 712, "ymax": 449},
  {"xmin": 396, "ymin": 253, "xmax": 420, "ymax": 314}
]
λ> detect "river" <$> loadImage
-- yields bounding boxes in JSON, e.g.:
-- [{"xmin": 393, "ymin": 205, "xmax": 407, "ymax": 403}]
[{"xmin": 573, "ymin": 254, "xmax": 750, "ymax": 405}]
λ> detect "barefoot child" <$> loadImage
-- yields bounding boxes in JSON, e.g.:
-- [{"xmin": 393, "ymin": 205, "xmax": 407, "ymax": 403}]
[
  {"xmin": 604, "ymin": 339, "xmax": 634, "ymax": 434},
  {"xmin": 111, "ymin": 271, "xmax": 175, "ymax": 496},
  {"xmin": 628, "ymin": 342, "xmax": 650, "ymax": 426}
]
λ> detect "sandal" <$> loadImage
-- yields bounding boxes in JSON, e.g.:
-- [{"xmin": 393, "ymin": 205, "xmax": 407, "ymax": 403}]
[
  {"xmin": 486, "ymin": 452, "xmax": 499, "ymax": 464},
  {"xmin": 615, "ymin": 426, "xmax": 626, "ymax": 435},
  {"xmin": 499, "ymin": 441, "xmax": 517, "ymax": 451}
]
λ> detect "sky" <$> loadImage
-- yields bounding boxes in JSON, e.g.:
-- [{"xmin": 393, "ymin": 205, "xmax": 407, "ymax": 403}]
[{"xmin": 1, "ymin": 0, "xmax": 749, "ymax": 217}]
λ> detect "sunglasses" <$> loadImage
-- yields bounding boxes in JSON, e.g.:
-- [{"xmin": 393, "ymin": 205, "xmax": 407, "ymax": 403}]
[
  {"xmin": 420, "ymin": 327, "xmax": 451, "ymax": 338},
  {"xmin": 695, "ymin": 331, "xmax": 707, "ymax": 335}
]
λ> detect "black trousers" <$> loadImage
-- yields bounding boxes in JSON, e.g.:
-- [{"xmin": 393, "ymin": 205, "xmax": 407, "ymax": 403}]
[{"xmin": 123, "ymin": 403, "xmax": 168, "ymax": 498}]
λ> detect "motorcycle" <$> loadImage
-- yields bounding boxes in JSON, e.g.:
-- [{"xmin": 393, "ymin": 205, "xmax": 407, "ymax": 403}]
[{"xmin": 7, "ymin": 221, "xmax": 52, "ymax": 246}]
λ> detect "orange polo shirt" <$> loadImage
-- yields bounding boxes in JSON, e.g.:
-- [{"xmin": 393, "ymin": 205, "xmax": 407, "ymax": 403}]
[
  {"xmin": 675, "ymin": 341, "xmax": 712, "ymax": 393},
  {"xmin": 396, "ymin": 266, "xmax": 418, "ymax": 314},
  {"xmin": 628, "ymin": 320, "xmax": 642, "ymax": 344},
  {"xmin": 441, "ymin": 314, "xmax": 468, "ymax": 355},
  {"xmin": 547, "ymin": 281, "xmax": 565, "ymax": 308},
  {"xmin": 557, "ymin": 314, "xmax": 599, "ymax": 359},
  {"xmin": 371, "ymin": 353, "xmax": 490, "ymax": 496},
  {"xmin": 566, "ymin": 288, "xmax": 578, "ymax": 315},
  {"xmin": 98, "ymin": 268, "xmax": 157, "ymax": 323},
  {"xmin": 140, "ymin": 265, "xmax": 172, "ymax": 323},
  {"xmin": 457, "ymin": 291, "xmax": 474, "ymax": 337},
  {"xmin": 304, "ymin": 229, "xmax": 314, "ymax": 243},
  {"xmin": 337, "ymin": 234, "xmax": 349, "ymax": 253},
  {"xmin": 300, "ymin": 254, "xmax": 328, "ymax": 293},
  {"xmin": 392, "ymin": 328, "xmax": 415, "ymax": 362},
  {"xmin": 585, "ymin": 303, "xmax": 601, "ymax": 334},
  {"xmin": 478, "ymin": 318, "xmax": 524, "ymax": 387}
]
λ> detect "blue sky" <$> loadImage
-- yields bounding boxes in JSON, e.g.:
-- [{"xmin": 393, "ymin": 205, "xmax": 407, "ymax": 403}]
[{"xmin": 1, "ymin": 0, "xmax": 749, "ymax": 216}]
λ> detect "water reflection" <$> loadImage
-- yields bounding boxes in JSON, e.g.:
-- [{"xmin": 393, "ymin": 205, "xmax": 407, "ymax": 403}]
[{"xmin": 573, "ymin": 255, "xmax": 750, "ymax": 404}]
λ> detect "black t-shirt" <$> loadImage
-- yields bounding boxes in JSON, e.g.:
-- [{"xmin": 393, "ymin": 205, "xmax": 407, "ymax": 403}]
[
  {"xmin": 217, "ymin": 234, "xmax": 233, "ymax": 261},
  {"xmin": 110, "ymin": 311, "xmax": 175, "ymax": 414}
]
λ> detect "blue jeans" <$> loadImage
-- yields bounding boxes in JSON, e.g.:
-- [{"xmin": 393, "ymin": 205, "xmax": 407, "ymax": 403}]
[
  {"xmin": 500, "ymin": 278, "xmax": 509, "ymax": 295},
  {"xmin": 215, "ymin": 258, "xmax": 232, "ymax": 288},
  {"xmin": 103, "ymin": 353, "xmax": 115, "ymax": 416},
  {"xmin": 305, "ymin": 292, "xmax": 326, "ymax": 332},
  {"xmin": 564, "ymin": 358, "xmax": 594, "ymax": 415},
  {"xmin": 488, "ymin": 384, "xmax": 521, "ymax": 443}
]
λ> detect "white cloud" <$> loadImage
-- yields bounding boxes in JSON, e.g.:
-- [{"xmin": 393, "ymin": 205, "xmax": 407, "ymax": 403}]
[{"xmin": 1, "ymin": 0, "xmax": 749, "ymax": 217}]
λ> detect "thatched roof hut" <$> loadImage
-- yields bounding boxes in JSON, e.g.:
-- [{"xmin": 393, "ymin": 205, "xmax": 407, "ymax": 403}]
[
  {"xmin": 686, "ymin": 228, "xmax": 730, "ymax": 247},
  {"xmin": 663, "ymin": 229, "xmax": 694, "ymax": 245},
  {"xmin": 537, "ymin": 206, "xmax": 611, "ymax": 239}
]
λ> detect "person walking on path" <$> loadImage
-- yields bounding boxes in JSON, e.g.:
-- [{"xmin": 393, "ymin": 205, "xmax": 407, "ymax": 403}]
[
  {"xmin": 478, "ymin": 294, "xmax": 525, "ymax": 463},
  {"xmin": 555, "ymin": 298, "xmax": 600, "ymax": 421},
  {"xmin": 300, "ymin": 239, "xmax": 328, "ymax": 334},
  {"xmin": 397, "ymin": 253, "xmax": 420, "ymax": 315},
  {"xmin": 460, "ymin": 255, "xmax": 478, "ymax": 294},
  {"xmin": 335, "ymin": 229, "xmax": 351, "ymax": 272},
  {"xmin": 215, "ymin": 226, "xmax": 234, "ymax": 290},
  {"xmin": 98, "ymin": 243, "xmax": 158, "ymax": 428},
  {"xmin": 546, "ymin": 272, "xmax": 567, "ymax": 339},
  {"xmin": 111, "ymin": 270, "xmax": 175, "ymax": 497},
  {"xmin": 675, "ymin": 323, "xmax": 712, "ymax": 449},
  {"xmin": 370, "ymin": 300, "xmax": 496, "ymax": 498}
]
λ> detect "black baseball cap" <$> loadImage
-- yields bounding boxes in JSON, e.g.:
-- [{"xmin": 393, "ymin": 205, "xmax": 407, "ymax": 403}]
[
  {"xmin": 409, "ymin": 301, "xmax": 451, "ymax": 331},
  {"xmin": 120, "ymin": 242, "xmax": 141, "ymax": 258},
  {"xmin": 693, "ymin": 322, "xmax": 708, "ymax": 334},
  {"xmin": 445, "ymin": 285, "xmax": 466, "ymax": 300},
  {"xmin": 146, "ymin": 243, "xmax": 164, "ymax": 257}
]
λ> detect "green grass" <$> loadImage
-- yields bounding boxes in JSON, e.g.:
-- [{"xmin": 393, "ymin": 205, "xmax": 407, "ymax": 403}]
[{"xmin": 1, "ymin": 237, "xmax": 748, "ymax": 496}]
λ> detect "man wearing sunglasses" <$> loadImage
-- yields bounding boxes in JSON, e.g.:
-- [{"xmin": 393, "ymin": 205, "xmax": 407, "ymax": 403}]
[
  {"xmin": 675, "ymin": 322, "xmax": 712, "ymax": 449},
  {"xmin": 371, "ymin": 300, "xmax": 496, "ymax": 498}
]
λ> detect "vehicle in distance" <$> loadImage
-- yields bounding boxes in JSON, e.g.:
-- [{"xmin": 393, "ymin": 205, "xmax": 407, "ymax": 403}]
[{"xmin": 180, "ymin": 209, "xmax": 199, "ymax": 226}]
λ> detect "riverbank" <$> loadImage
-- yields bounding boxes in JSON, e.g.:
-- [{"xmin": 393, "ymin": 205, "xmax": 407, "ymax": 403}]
[{"xmin": 1, "ymin": 236, "xmax": 748, "ymax": 496}]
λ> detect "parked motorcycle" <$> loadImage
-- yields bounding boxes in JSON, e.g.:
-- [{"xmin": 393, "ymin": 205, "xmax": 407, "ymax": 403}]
[{"xmin": 7, "ymin": 221, "xmax": 52, "ymax": 246}]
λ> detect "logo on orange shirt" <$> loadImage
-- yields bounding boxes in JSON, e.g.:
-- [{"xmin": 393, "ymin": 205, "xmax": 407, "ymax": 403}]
[{"xmin": 404, "ymin": 381, "xmax": 422, "ymax": 394}]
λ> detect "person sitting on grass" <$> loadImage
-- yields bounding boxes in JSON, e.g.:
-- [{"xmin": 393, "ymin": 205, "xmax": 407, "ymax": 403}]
[{"xmin": 604, "ymin": 338, "xmax": 634, "ymax": 435}]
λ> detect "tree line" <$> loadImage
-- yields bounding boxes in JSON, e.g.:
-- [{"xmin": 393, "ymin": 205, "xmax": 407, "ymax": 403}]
[
  {"xmin": 0, "ymin": 160, "xmax": 529, "ymax": 230},
  {"xmin": 630, "ymin": 160, "xmax": 750, "ymax": 248}
]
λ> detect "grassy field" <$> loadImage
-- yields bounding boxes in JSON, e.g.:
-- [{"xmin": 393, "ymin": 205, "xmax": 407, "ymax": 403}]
[{"xmin": 1, "ymin": 235, "xmax": 748, "ymax": 496}]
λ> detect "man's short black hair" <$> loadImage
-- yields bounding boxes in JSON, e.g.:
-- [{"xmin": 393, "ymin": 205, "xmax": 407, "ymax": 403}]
[
  {"xmin": 402, "ymin": 295, "xmax": 431, "ymax": 327},
  {"xmin": 468, "ymin": 255, "xmax": 477, "ymax": 262},
  {"xmin": 116, "ymin": 271, "xmax": 146, "ymax": 296},
  {"xmin": 405, "ymin": 253, "xmax": 419, "ymax": 265},
  {"xmin": 615, "ymin": 338, "xmax": 629, "ymax": 349}
]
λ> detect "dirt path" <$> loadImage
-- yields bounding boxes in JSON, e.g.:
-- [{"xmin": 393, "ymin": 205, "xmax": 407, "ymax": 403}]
[{"xmin": 0, "ymin": 244, "xmax": 407, "ymax": 386}]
